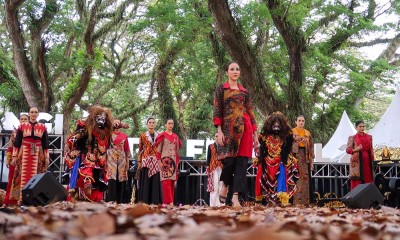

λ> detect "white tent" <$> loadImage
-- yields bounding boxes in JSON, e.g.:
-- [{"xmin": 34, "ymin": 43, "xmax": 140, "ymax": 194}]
[
  {"xmin": 320, "ymin": 111, "xmax": 356, "ymax": 163},
  {"xmin": 370, "ymin": 89, "xmax": 400, "ymax": 148}
]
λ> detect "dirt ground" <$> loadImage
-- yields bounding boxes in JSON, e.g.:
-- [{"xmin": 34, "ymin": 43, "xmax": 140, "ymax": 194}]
[{"xmin": 1, "ymin": 201, "xmax": 400, "ymax": 240}]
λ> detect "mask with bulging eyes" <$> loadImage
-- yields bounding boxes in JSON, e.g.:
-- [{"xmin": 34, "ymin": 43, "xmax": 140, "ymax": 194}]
[
  {"xmin": 272, "ymin": 121, "xmax": 280, "ymax": 133},
  {"xmin": 95, "ymin": 113, "xmax": 106, "ymax": 128}
]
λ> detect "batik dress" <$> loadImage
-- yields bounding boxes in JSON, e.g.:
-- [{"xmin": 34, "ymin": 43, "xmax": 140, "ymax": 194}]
[
  {"xmin": 10, "ymin": 121, "xmax": 49, "ymax": 202},
  {"xmin": 137, "ymin": 131, "xmax": 163, "ymax": 204},
  {"xmin": 346, "ymin": 133, "xmax": 374, "ymax": 190},
  {"xmin": 213, "ymin": 82, "xmax": 257, "ymax": 160},
  {"xmin": 155, "ymin": 132, "xmax": 182, "ymax": 205},
  {"xmin": 106, "ymin": 131, "xmax": 131, "ymax": 202},
  {"xmin": 292, "ymin": 127, "xmax": 314, "ymax": 205}
]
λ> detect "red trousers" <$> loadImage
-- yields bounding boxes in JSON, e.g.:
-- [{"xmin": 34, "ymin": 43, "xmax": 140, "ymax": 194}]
[{"xmin": 162, "ymin": 180, "xmax": 175, "ymax": 204}]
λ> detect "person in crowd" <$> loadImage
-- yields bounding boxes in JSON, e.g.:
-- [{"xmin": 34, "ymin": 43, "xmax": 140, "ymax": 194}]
[
  {"xmin": 3, "ymin": 114, "xmax": 29, "ymax": 205},
  {"xmin": 213, "ymin": 61, "xmax": 259, "ymax": 207},
  {"xmin": 155, "ymin": 119, "xmax": 182, "ymax": 205},
  {"xmin": 346, "ymin": 120, "xmax": 374, "ymax": 190},
  {"xmin": 137, "ymin": 117, "xmax": 163, "ymax": 204},
  {"xmin": 292, "ymin": 115, "xmax": 314, "ymax": 205},
  {"xmin": 254, "ymin": 112, "xmax": 298, "ymax": 205},
  {"xmin": 106, "ymin": 119, "xmax": 131, "ymax": 203},
  {"xmin": 9, "ymin": 107, "xmax": 49, "ymax": 204},
  {"xmin": 206, "ymin": 133, "xmax": 223, "ymax": 206}
]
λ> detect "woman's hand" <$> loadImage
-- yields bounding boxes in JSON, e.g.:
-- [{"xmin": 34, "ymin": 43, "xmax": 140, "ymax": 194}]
[
  {"xmin": 354, "ymin": 144, "xmax": 363, "ymax": 152},
  {"xmin": 253, "ymin": 132, "xmax": 259, "ymax": 149},
  {"xmin": 217, "ymin": 131, "xmax": 225, "ymax": 146}
]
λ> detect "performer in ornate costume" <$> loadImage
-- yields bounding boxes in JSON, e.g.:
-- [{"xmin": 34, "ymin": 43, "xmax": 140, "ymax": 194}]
[
  {"xmin": 9, "ymin": 107, "xmax": 49, "ymax": 204},
  {"xmin": 292, "ymin": 115, "xmax": 314, "ymax": 205},
  {"xmin": 206, "ymin": 133, "xmax": 223, "ymax": 206},
  {"xmin": 4, "ymin": 114, "xmax": 29, "ymax": 205},
  {"xmin": 213, "ymin": 61, "xmax": 259, "ymax": 207},
  {"xmin": 346, "ymin": 120, "xmax": 374, "ymax": 190},
  {"xmin": 254, "ymin": 112, "xmax": 298, "ymax": 205},
  {"xmin": 106, "ymin": 119, "xmax": 131, "ymax": 203},
  {"xmin": 155, "ymin": 119, "xmax": 182, "ymax": 205},
  {"xmin": 65, "ymin": 105, "xmax": 113, "ymax": 202},
  {"xmin": 137, "ymin": 117, "xmax": 163, "ymax": 204}
]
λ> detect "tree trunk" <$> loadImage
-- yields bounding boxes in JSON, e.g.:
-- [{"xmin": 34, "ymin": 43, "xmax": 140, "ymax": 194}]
[{"xmin": 207, "ymin": 0, "xmax": 282, "ymax": 115}]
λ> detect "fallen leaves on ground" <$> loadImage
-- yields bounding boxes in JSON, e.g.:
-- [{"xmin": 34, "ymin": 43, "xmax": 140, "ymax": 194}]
[{"xmin": 1, "ymin": 202, "xmax": 400, "ymax": 240}]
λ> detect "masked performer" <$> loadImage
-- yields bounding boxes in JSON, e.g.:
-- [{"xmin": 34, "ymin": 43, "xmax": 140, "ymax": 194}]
[
  {"xmin": 254, "ymin": 112, "xmax": 298, "ymax": 205},
  {"xmin": 65, "ymin": 105, "xmax": 113, "ymax": 202},
  {"xmin": 155, "ymin": 119, "xmax": 182, "ymax": 205},
  {"xmin": 206, "ymin": 133, "xmax": 224, "ymax": 206},
  {"xmin": 137, "ymin": 117, "xmax": 163, "ymax": 204},
  {"xmin": 292, "ymin": 115, "xmax": 314, "ymax": 205},
  {"xmin": 9, "ymin": 107, "xmax": 49, "ymax": 204},
  {"xmin": 4, "ymin": 114, "xmax": 29, "ymax": 205},
  {"xmin": 346, "ymin": 120, "xmax": 374, "ymax": 190},
  {"xmin": 106, "ymin": 120, "xmax": 131, "ymax": 203}
]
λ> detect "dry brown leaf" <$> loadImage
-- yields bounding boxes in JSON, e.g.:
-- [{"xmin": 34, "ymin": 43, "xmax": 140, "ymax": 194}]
[{"xmin": 80, "ymin": 212, "xmax": 116, "ymax": 237}]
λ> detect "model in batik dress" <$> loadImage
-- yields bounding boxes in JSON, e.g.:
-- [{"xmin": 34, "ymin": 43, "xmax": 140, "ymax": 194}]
[
  {"xmin": 346, "ymin": 120, "xmax": 374, "ymax": 190},
  {"xmin": 213, "ymin": 61, "xmax": 259, "ymax": 207},
  {"xmin": 155, "ymin": 119, "xmax": 182, "ymax": 205},
  {"xmin": 9, "ymin": 107, "xmax": 49, "ymax": 204},
  {"xmin": 3, "ymin": 114, "xmax": 29, "ymax": 205},
  {"xmin": 106, "ymin": 120, "xmax": 131, "ymax": 203},
  {"xmin": 292, "ymin": 115, "xmax": 314, "ymax": 205},
  {"xmin": 137, "ymin": 117, "xmax": 163, "ymax": 204},
  {"xmin": 206, "ymin": 133, "xmax": 224, "ymax": 206}
]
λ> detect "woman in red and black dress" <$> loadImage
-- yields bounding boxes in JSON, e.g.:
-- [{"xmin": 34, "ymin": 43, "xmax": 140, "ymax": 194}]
[
  {"xmin": 213, "ymin": 61, "xmax": 259, "ymax": 207},
  {"xmin": 346, "ymin": 120, "xmax": 374, "ymax": 190}
]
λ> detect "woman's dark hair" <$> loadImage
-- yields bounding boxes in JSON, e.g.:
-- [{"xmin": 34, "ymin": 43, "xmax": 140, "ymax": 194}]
[
  {"xmin": 296, "ymin": 115, "xmax": 305, "ymax": 121},
  {"xmin": 225, "ymin": 61, "xmax": 239, "ymax": 72},
  {"xmin": 147, "ymin": 117, "xmax": 155, "ymax": 123},
  {"xmin": 165, "ymin": 118, "xmax": 174, "ymax": 124},
  {"xmin": 355, "ymin": 120, "xmax": 364, "ymax": 127}
]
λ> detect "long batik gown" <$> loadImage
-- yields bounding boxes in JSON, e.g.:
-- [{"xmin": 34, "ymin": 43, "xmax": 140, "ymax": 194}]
[
  {"xmin": 346, "ymin": 133, "xmax": 374, "ymax": 190},
  {"xmin": 255, "ymin": 134, "xmax": 298, "ymax": 204},
  {"xmin": 10, "ymin": 121, "xmax": 49, "ymax": 203},
  {"xmin": 292, "ymin": 127, "xmax": 314, "ymax": 205},
  {"xmin": 137, "ymin": 131, "xmax": 163, "ymax": 204},
  {"xmin": 106, "ymin": 130, "xmax": 131, "ymax": 203},
  {"xmin": 213, "ymin": 82, "xmax": 257, "ymax": 194},
  {"xmin": 155, "ymin": 132, "xmax": 182, "ymax": 205},
  {"xmin": 4, "ymin": 129, "xmax": 18, "ymax": 205}
]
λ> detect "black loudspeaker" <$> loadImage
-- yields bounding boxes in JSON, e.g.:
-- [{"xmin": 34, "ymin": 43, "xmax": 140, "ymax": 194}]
[
  {"xmin": 22, "ymin": 172, "xmax": 68, "ymax": 206},
  {"xmin": 342, "ymin": 183, "xmax": 384, "ymax": 209}
]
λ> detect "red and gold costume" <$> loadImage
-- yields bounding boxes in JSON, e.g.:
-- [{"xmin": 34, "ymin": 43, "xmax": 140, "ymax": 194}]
[
  {"xmin": 155, "ymin": 132, "xmax": 182, "ymax": 205},
  {"xmin": 64, "ymin": 106, "xmax": 113, "ymax": 202},
  {"xmin": 137, "ymin": 131, "xmax": 163, "ymax": 204},
  {"xmin": 213, "ymin": 82, "xmax": 257, "ymax": 160},
  {"xmin": 9, "ymin": 122, "xmax": 49, "ymax": 203},
  {"xmin": 292, "ymin": 127, "xmax": 314, "ymax": 205},
  {"xmin": 254, "ymin": 112, "xmax": 298, "ymax": 205},
  {"xmin": 346, "ymin": 133, "xmax": 374, "ymax": 189}
]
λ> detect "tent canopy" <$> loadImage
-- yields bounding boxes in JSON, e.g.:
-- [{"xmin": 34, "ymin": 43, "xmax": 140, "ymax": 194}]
[
  {"xmin": 370, "ymin": 89, "xmax": 400, "ymax": 148},
  {"xmin": 321, "ymin": 111, "xmax": 356, "ymax": 163}
]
